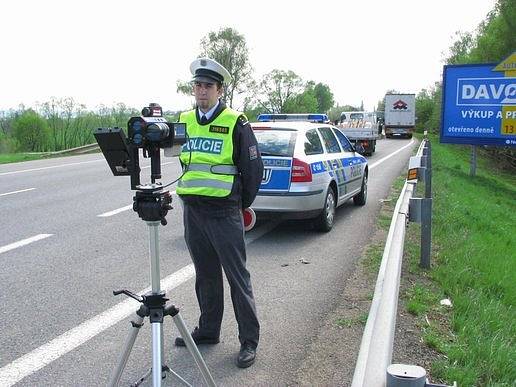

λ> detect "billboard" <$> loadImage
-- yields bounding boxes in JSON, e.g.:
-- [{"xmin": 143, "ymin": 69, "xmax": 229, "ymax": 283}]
[{"xmin": 441, "ymin": 52, "xmax": 516, "ymax": 146}]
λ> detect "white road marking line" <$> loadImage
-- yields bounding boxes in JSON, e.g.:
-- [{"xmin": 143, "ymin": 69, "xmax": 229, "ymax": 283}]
[
  {"xmin": 0, "ymin": 222, "xmax": 273, "ymax": 386},
  {"xmin": 0, "ymin": 265, "xmax": 195, "ymax": 387},
  {"xmin": 141, "ymin": 161, "xmax": 176, "ymax": 169},
  {"xmin": 0, "ymin": 234, "xmax": 53, "ymax": 255},
  {"xmin": 0, "ymin": 188, "xmax": 36, "ymax": 197},
  {"xmin": 97, "ymin": 190, "xmax": 176, "ymax": 217},
  {"xmin": 0, "ymin": 158, "xmax": 178, "ymax": 177},
  {"xmin": 0, "ymin": 159, "xmax": 104, "ymax": 176},
  {"xmin": 369, "ymin": 139, "xmax": 415, "ymax": 170},
  {"xmin": 97, "ymin": 204, "xmax": 133, "ymax": 217}
]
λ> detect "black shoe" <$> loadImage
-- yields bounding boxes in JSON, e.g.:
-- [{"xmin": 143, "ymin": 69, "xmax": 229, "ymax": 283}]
[
  {"xmin": 175, "ymin": 327, "xmax": 219, "ymax": 347},
  {"xmin": 237, "ymin": 343, "xmax": 256, "ymax": 368}
]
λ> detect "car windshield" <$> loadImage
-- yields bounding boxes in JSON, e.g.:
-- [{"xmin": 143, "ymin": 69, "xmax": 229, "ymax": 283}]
[
  {"xmin": 253, "ymin": 129, "xmax": 296, "ymax": 157},
  {"xmin": 350, "ymin": 113, "xmax": 364, "ymax": 120}
]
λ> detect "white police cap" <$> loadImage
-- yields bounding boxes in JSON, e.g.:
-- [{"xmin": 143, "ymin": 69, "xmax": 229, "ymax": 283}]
[{"xmin": 190, "ymin": 57, "xmax": 232, "ymax": 84}]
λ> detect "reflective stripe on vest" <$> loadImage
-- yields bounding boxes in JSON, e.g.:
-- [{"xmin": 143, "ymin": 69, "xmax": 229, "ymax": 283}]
[
  {"xmin": 185, "ymin": 163, "xmax": 239, "ymax": 175},
  {"xmin": 178, "ymin": 179, "xmax": 234, "ymax": 190},
  {"xmin": 177, "ymin": 108, "xmax": 243, "ymax": 197}
]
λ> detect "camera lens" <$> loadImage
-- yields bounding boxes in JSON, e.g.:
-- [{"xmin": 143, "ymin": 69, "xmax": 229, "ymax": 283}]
[
  {"xmin": 146, "ymin": 123, "xmax": 170, "ymax": 142},
  {"xmin": 130, "ymin": 120, "xmax": 144, "ymax": 145}
]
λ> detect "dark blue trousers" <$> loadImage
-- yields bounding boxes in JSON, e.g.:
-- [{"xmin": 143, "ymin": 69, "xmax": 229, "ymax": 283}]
[{"xmin": 183, "ymin": 203, "xmax": 260, "ymax": 348}]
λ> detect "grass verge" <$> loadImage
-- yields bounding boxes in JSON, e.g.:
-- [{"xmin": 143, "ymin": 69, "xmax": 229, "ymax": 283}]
[
  {"xmin": 0, "ymin": 153, "xmax": 49, "ymax": 164},
  {"xmin": 403, "ymin": 134, "xmax": 515, "ymax": 386}
]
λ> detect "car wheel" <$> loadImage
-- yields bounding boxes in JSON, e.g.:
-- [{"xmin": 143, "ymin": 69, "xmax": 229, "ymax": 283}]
[
  {"xmin": 353, "ymin": 173, "xmax": 368, "ymax": 206},
  {"xmin": 314, "ymin": 186, "xmax": 336, "ymax": 232}
]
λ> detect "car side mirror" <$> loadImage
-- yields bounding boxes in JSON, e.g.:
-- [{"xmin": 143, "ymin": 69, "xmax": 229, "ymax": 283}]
[{"xmin": 354, "ymin": 143, "xmax": 365, "ymax": 154}]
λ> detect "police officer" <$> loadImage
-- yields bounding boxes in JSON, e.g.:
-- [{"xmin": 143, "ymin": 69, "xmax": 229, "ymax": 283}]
[{"xmin": 174, "ymin": 57, "xmax": 263, "ymax": 368}]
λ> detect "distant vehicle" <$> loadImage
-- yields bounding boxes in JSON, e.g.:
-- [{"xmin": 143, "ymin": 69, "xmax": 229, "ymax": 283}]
[
  {"xmin": 384, "ymin": 93, "xmax": 416, "ymax": 138},
  {"xmin": 251, "ymin": 114, "xmax": 368, "ymax": 232},
  {"xmin": 338, "ymin": 111, "xmax": 380, "ymax": 155}
]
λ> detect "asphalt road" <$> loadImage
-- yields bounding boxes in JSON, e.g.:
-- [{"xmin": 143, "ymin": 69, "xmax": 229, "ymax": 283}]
[{"xmin": 0, "ymin": 137, "xmax": 416, "ymax": 386}]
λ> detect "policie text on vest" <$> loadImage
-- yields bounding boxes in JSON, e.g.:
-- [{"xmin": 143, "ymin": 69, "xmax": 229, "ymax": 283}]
[{"xmin": 182, "ymin": 137, "xmax": 224, "ymax": 154}]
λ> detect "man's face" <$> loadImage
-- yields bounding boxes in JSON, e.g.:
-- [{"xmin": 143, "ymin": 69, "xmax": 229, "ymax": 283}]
[{"xmin": 193, "ymin": 81, "xmax": 222, "ymax": 112}]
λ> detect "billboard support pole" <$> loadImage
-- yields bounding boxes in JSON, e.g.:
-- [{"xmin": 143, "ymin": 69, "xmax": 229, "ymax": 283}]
[{"xmin": 470, "ymin": 145, "xmax": 477, "ymax": 177}]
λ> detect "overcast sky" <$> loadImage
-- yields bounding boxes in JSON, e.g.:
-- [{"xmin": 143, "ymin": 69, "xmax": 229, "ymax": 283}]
[{"xmin": 0, "ymin": 0, "xmax": 496, "ymax": 113}]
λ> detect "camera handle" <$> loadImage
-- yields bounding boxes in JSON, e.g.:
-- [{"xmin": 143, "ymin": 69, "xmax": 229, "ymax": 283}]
[{"xmin": 142, "ymin": 144, "xmax": 162, "ymax": 183}]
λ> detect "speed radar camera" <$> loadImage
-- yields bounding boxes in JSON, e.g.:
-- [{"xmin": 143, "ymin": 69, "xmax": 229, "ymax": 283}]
[{"xmin": 94, "ymin": 103, "xmax": 186, "ymax": 189}]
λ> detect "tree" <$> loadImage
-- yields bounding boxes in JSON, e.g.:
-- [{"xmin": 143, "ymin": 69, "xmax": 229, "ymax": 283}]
[
  {"xmin": 469, "ymin": 0, "xmax": 516, "ymax": 63},
  {"xmin": 200, "ymin": 27, "xmax": 253, "ymax": 108},
  {"xmin": 39, "ymin": 97, "xmax": 61, "ymax": 149},
  {"xmin": 281, "ymin": 81, "xmax": 335, "ymax": 114},
  {"xmin": 176, "ymin": 27, "xmax": 253, "ymax": 109},
  {"xmin": 12, "ymin": 109, "xmax": 50, "ymax": 151},
  {"xmin": 256, "ymin": 70, "xmax": 304, "ymax": 113},
  {"xmin": 415, "ymin": 86, "xmax": 442, "ymax": 132},
  {"xmin": 446, "ymin": 32, "xmax": 475, "ymax": 64},
  {"xmin": 283, "ymin": 91, "xmax": 318, "ymax": 113},
  {"xmin": 0, "ymin": 110, "xmax": 17, "ymax": 137},
  {"xmin": 306, "ymin": 82, "xmax": 334, "ymax": 113}
]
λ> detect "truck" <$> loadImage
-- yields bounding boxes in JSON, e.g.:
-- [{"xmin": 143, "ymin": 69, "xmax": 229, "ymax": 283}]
[
  {"xmin": 384, "ymin": 93, "xmax": 416, "ymax": 138},
  {"xmin": 337, "ymin": 111, "xmax": 379, "ymax": 156}
]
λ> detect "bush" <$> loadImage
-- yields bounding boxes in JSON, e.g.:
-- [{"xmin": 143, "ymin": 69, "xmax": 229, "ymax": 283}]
[
  {"xmin": 0, "ymin": 131, "xmax": 18, "ymax": 153},
  {"xmin": 12, "ymin": 110, "xmax": 50, "ymax": 152}
]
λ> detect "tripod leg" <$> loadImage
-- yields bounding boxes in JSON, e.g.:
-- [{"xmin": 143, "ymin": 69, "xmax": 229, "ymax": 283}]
[
  {"xmin": 151, "ymin": 323, "xmax": 162, "ymax": 387},
  {"xmin": 109, "ymin": 313, "xmax": 145, "ymax": 387},
  {"xmin": 160, "ymin": 324, "xmax": 165, "ymax": 376},
  {"xmin": 172, "ymin": 313, "xmax": 217, "ymax": 387}
]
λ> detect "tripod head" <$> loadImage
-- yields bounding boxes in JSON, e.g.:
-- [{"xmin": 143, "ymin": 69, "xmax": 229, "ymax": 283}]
[{"xmin": 133, "ymin": 185, "xmax": 173, "ymax": 226}]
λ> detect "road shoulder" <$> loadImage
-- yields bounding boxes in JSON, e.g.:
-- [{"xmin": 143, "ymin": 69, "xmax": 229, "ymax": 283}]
[{"xmin": 293, "ymin": 204, "xmax": 438, "ymax": 386}]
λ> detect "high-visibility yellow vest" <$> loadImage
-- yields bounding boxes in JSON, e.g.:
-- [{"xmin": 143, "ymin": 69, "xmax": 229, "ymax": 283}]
[{"xmin": 177, "ymin": 108, "xmax": 242, "ymax": 197}]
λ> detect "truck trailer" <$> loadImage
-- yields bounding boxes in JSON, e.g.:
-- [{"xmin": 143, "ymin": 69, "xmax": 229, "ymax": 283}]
[{"xmin": 384, "ymin": 93, "xmax": 416, "ymax": 138}]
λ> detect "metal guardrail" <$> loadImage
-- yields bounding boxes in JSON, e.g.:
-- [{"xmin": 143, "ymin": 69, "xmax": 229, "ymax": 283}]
[
  {"xmin": 49, "ymin": 143, "xmax": 99, "ymax": 155},
  {"xmin": 351, "ymin": 138, "xmax": 443, "ymax": 387}
]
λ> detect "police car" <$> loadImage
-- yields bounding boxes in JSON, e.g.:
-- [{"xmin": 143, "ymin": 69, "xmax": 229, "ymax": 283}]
[{"xmin": 251, "ymin": 114, "xmax": 368, "ymax": 232}]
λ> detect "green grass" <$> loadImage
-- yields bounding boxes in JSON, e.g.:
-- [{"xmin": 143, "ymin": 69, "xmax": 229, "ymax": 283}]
[
  {"xmin": 336, "ymin": 313, "xmax": 368, "ymax": 328},
  {"xmin": 0, "ymin": 153, "xmax": 49, "ymax": 164},
  {"xmin": 406, "ymin": 283, "xmax": 439, "ymax": 316},
  {"xmin": 404, "ymin": 134, "xmax": 516, "ymax": 386},
  {"xmin": 362, "ymin": 242, "xmax": 384, "ymax": 273}
]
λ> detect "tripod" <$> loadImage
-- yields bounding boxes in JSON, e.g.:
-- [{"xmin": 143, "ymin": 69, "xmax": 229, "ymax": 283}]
[{"xmin": 108, "ymin": 186, "xmax": 216, "ymax": 387}]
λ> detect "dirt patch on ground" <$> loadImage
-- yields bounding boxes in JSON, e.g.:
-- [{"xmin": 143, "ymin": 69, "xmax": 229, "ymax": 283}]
[{"xmin": 293, "ymin": 216, "xmax": 441, "ymax": 386}]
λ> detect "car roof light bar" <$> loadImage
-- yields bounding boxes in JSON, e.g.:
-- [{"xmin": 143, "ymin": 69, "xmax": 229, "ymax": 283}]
[{"xmin": 257, "ymin": 113, "xmax": 329, "ymax": 123}]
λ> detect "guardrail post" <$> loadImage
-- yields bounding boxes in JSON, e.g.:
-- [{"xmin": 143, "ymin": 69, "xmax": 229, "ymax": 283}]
[
  {"xmin": 470, "ymin": 145, "xmax": 477, "ymax": 177},
  {"xmin": 420, "ymin": 141, "xmax": 432, "ymax": 269},
  {"xmin": 420, "ymin": 197, "xmax": 432, "ymax": 269},
  {"xmin": 423, "ymin": 142, "xmax": 431, "ymax": 199}
]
